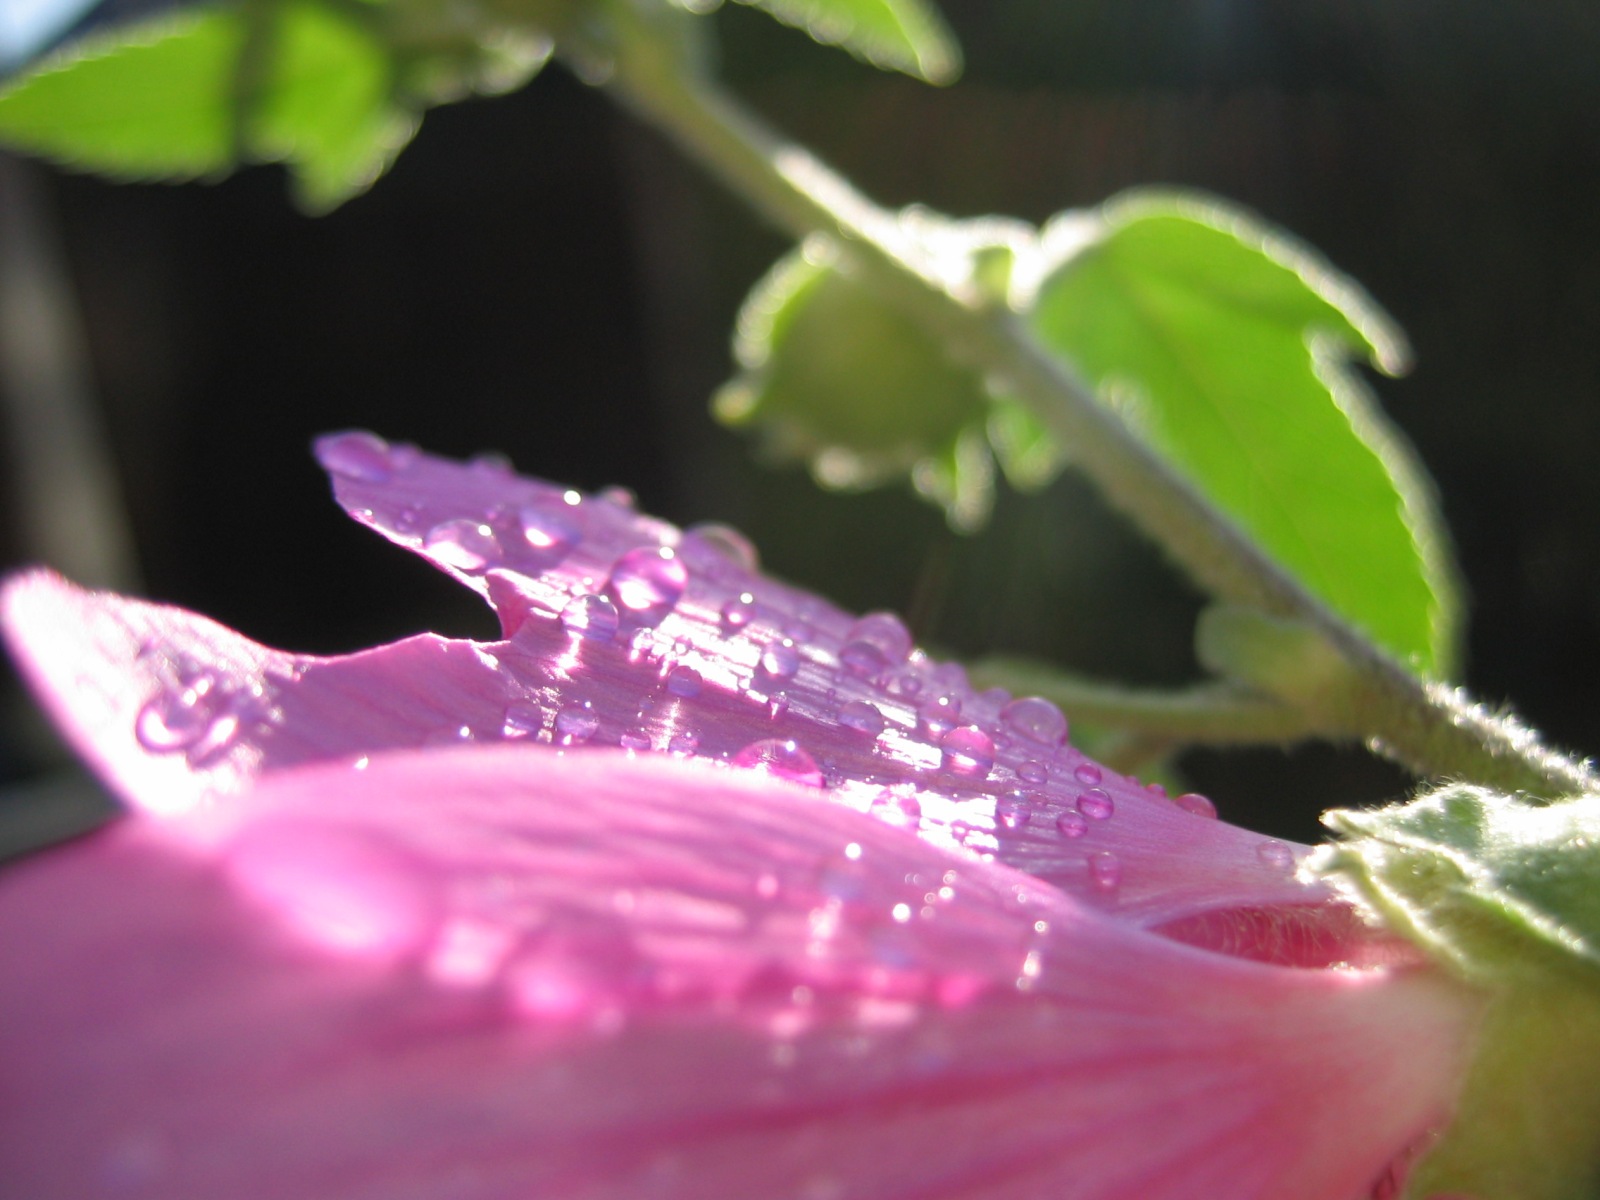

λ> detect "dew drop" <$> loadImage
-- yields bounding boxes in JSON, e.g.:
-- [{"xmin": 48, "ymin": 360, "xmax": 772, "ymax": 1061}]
[
  {"xmin": 1088, "ymin": 850, "xmax": 1122, "ymax": 891},
  {"xmin": 837, "ymin": 700, "xmax": 885, "ymax": 736},
  {"xmin": 917, "ymin": 694, "xmax": 962, "ymax": 740},
  {"xmin": 721, "ymin": 592, "xmax": 757, "ymax": 631},
  {"xmin": 1001, "ymin": 696, "xmax": 1068, "ymax": 746},
  {"xmin": 135, "ymin": 675, "xmax": 222, "ymax": 753},
  {"xmin": 884, "ymin": 673, "xmax": 922, "ymax": 698},
  {"xmin": 502, "ymin": 702, "xmax": 544, "ymax": 739},
  {"xmin": 1257, "ymin": 840, "xmax": 1295, "ymax": 871},
  {"xmin": 666, "ymin": 666, "xmax": 703, "ymax": 698},
  {"xmin": 1076, "ymin": 789, "xmax": 1114, "ymax": 820},
  {"xmin": 1176, "ymin": 792, "xmax": 1218, "ymax": 819},
  {"xmin": 840, "ymin": 612, "xmax": 913, "ymax": 676},
  {"xmin": 319, "ymin": 431, "xmax": 398, "ymax": 482},
  {"xmin": 869, "ymin": 788, "xmax": 921, "ymax": 830},
  {"xmin": 598, "ymin": 485, "xmax": 636, "ymax": 509},
  {"xmin": 1073, "ymin": 762, "xmax": 1103, "ymax": 786},
  {"xmin": 607, "ymin": 546, "xmax": 688, "ymax": 624},
  {"xmin": 756, "ymin": 640, "xmax": 800, "ymax": 685},
  {"xmin": 555, "ymin": 700, "xmax": 599, "ymax": 745},
  {"xmin": 561, "ymin": 593, "xmax": 620, "ymax": 642},
  {"xmin": 940, "ymin": 725, "xmax": 995, "ymax": 779},
  {"xmin": 682, "ymin": 522, "xmax": 760, "ymax": 573},
  {"xmin": 767, "ymin": 693, "xmax": 790, "ymax": 720},
  {"xmin": 668, "ymin": 731, "xmax": 701, "ymax": 755},
  {"xmin": 1055, "ymin": 810, "xmax": 1088, "ymax": 838},
  {"xmin": 731, "ymin": 738, "xmax": 825, "ymax": 787},
  {"xmin": 516, "ymin": 504, "xmax": 581, "ymax": 568},
  {"xmin": 995, "ymin": 790, "xmax": 1034, "ymax": 830},
  {"xmin": 619, "ymin": 728, "xmax": 652, "ymax": 751},
  {"xmin": 1017, "ymin": 760, "xmax": 1049, "ymax": 784},
  {"xmin": 424, "ymin": 519, "xmax": 502, "ymax": 573}
]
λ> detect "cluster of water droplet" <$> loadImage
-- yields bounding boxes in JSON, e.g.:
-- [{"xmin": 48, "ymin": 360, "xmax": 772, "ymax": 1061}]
[
  {"xmin": 132, "ymin": 642, "xmax": 279, "ymax": 771},
  {"xmin": 306, "ymin": 431, "xmax": 1315, "ymax": 921}
]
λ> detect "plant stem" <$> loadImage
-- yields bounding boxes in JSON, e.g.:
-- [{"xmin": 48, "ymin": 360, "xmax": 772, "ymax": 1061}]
[{"xmin": 595, "ymin": 18, "xmax": 1596, "ymax": 799}]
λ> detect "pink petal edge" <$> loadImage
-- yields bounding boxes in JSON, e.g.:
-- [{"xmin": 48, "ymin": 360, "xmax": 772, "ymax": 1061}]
[{"xmin": 0, "ymin": 745, "xmax": 1480, "ymax": 1200}]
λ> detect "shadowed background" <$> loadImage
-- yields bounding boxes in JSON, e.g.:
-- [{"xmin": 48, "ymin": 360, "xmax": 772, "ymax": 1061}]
[{"xmin": 2, "ymin": 0, "xmax": 1598, "ymax": 851}]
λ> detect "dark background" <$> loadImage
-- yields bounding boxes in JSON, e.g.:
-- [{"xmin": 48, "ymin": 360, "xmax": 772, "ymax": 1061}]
[{"xmin": 3, "ymin": 0, "xmax": 1598, "ymax": 848}]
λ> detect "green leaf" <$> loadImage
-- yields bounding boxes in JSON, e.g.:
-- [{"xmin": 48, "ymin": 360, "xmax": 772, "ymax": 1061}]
[
  {"xmin": 728, "ymin": 0, "xmax": 960, "ymax": 83},
  {"xmin": 0, "ymin": 9, "xmax": 244, "ymax": 179},
  {"xmin": 1024, "ymin": 190, "xmax": 1460, "ymax": 675},
  {"xmin": 715, "ymin": 237, "xmax": 998, "ymax": 527},
  {"xmin": 248, "ymin": 1, "xmax": 417, "ymax": 211}
]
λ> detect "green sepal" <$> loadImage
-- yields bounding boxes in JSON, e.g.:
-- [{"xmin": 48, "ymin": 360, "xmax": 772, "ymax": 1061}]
[{"xmin": 1319, "ymin": 785, "xmax": 1600, "ymax": 980}]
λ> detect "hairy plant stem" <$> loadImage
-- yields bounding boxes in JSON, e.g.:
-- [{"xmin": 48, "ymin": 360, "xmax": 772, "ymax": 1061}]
[{"xmin": 595, "ymin": 18, "xmax": 1595, "ymax": 799}]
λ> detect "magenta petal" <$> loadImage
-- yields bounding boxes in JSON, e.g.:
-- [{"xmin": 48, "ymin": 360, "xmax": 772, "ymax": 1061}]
[{"xmin": 0, "ymin": 746, "xmax": 1478, "ymax": 1200}]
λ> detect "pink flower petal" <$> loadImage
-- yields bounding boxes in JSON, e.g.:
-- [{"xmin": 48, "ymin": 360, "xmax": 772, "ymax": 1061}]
[
  {"xmin": 0, "ymin": 432, "xmax": 1389, "ymax": 946},
  {"xmin": 0, "ymin": 746, "xmax": 1479, "ymax": 1200}
]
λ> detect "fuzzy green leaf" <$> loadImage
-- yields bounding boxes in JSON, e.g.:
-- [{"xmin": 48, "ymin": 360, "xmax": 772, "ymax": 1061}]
[
  {"xmin": 1024, "ymin": 190, "xmax": 1460, "ymax": 675},
  {"xmin": 728, "ymin": 0, "xmax": 960, "ymax": 83}
]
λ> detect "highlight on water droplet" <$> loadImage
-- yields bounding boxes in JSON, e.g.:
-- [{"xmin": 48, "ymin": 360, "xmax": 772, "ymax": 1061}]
[
  {"xmin": 1175, "ymin": 792, "xmax": 1218, "ymax": 819},
  {"xmin": 756, "ymin": 639, "xmax": 800, "ymax": 685},
  {"xmin": 665, "ymin": 665, "xmax": 703, "ymax": 698},
  {"xmin": 940, "ymin": 725, "xmax": 995, "ymax": 779},
  {"xmin": 1076, "ymin": 789, "xmax": 1114, "ymax": 820},
  {"xmin": 1055, "ymin": 810, "xmax": 1088, "ymax": 838},
  {"xmin": 135, "ymin": 673, "xmax": 223, "ymax": 754},
  {"xmin": 681, "ymin": 522, "xmax": 760, "ymax": 573},
  {"xmin": 995, "ymin": 789, "xmax": 1034, "ymax": 830},
  {"xmin": 836, "ymin": 699, "xmax": 886, "ymax": 736},
  {"xmin": 501, "ymin": 702, "xmax": 544, "ymax": 739},
  {"xmin": 1256, "ymin": 839, "xmax": 1295, "ymax": 871},
  {"xmin": 516, "ymin": 503, "xmax": 581, "ymax": 568},
  {"xmin": 555, "ymin": 700, "xmax": 599, "ymax": 745},
  {"xmin": 561, "ymin": 593, "xmax": 620, "ymax": 642},
  {"xmin": 424, "ymin": 519, "xmax": 502, "ymax": 573},
  {"xmin": 731, "ymin": 738, "xmax": 825, "ymax": 787},
  {"xmin": 1087, "ymin": 850, "xmax": 1122, "ymax": 891},
  {"xmin": 1000, "ymin": 696, "xmax": 1068, "ymax": 746},
  {"xmin": 721, "ymin": 592, "xmax": 757, "ymax": 631},
  {"xmin": 917, "ymin": 694, "xmax": 962, "ymax": 740},
  {"xmin": 607, "ymin": 546, "xmax": 687, "ymax": 624}
]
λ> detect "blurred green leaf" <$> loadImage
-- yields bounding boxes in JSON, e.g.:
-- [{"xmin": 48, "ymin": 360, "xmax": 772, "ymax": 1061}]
[
  {"xmin": 727, "ymin": 0, "xmax": 960, "ymax": 83},
  {"xmin": 716, "ymin": 237, "xmax": 999, "ymax": 528},
  {"xmin": 0, "ymin": 9, "xmax": 243, "ymax": 179},
  {"xmin": 0, "ymin": 0, "xmax": 552, "ymax": 209},
  {"xmin": 1024, "ymin": 190, "xmax": 1460, "ymax": 675}
]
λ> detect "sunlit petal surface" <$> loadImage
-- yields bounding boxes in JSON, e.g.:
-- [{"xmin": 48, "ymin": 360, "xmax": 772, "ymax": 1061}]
[{"xmin": 0, "ymin": 747, "xmax": 1478, "ymax": 1200}]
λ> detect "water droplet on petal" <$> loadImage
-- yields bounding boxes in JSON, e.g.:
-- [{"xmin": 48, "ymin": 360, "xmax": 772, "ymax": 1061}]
[
  {"xmin": 469, "ymin": 451, "xmax": 514, "ymax": 477},
  {"xmin": 917, "ymin": 694, "xmax": 962, "ymax": 739},
  {"xmin": 995, "ymin": 790, "xmax": 1034, "ymax": 830},
  {"xmin": 135, "ymin": 675, "xmax": 223, "ymax": 753},
  {"xmin": 1076, "ymin": 789, "xmax": 1114, "ymax": 820},
  {"xmin": 424, "ymin": 519, "xmax": 502, "ymax": 573},
  {"xmin": 607, "ymin": 546, "xmax": 688, "ymax": 624},
  {"xmin": 319, "ymin": 431, "xmax": 398, "ymax": 482},
  {"xmin": 840, "ymin": 612, "xmax": 913, "ymax": 677},
  {"xmin": 721, "ymin": 592, "xmax": 757, "ymax": 631},
  {"xmin": 682, "ymin": 522, "xmax": 760, "ymax": 573},
  {"xmin": 1001, "ymin": 696, "xmax": 1068, "ymax": 746},
  {"xmin": 619, "ymin": 728, "xmax": 652, "ymax": 751},
  {"xmin": 757, "ymin": 640, "xmax": 800, "ymax": 685},
  {"xmin": 555, "ymin": 700, "xmax": 599, "ymax": 745},
  {"xmin": 767, "ymin": 693, "xmax": 790, "ymax": 720},
  {"xmin": 1088, "ymin": 850, "xmax": 1121, "ymax": 891},
  {"xmin": 1055, "ymin": 810, "xmax": 1088, "ymax": 838},
  {"xmin": 1257, "ymin": 840, "xmax": 1295, "ymax": 871},
  {"xmin": 561, "ymin": 593, "xmax": 620, "ymax": 641},
  {"xmin": 940, "ymin": 725, "xmax": 995, "ymax": 778},
  {"xmin": 731, "ymin": 738, "xmax": 825, "ymax": 787},
  {"xmin": 666, "ymin": 666, "xmax": 703, "ymax": 698},
  {"xmin": 884, "ymin": 673, "xmax": 922, "ymax": 698},
  {"xmin": 1176, "ymin": 792, "xmax": 1218, "ymax": 818},
  {"xmin": 516, "ymin": 504, "xmax": 581, "ymax": 568},
  {"xmin": 837, "ymin": 700, "xmax": 885, "ymax": 736},
  {"xmin": 1017, "ymin": 759, "xmax": 1049, "ymax": 784},
  {"xmin": 1073, "ymin": 762, "xmax": 1103, "ymax": 786},
  {"xmin": 668, "ymin": 731, "xmax": 700, "ymax": 755},
  {"xmin": 502, "ymin": 703, "xmax": 544, "ymax": 738},
  {"xmin": 869, "ymin": 788, "xmax": 921, "ymax": 830}
]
